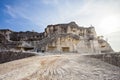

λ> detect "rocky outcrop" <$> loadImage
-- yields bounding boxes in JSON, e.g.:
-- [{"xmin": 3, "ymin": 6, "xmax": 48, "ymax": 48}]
[
  {"xmin": 0, "ymin": 22, "xmax": 113, "ymax": 53},
  {"xmin": 0, "ymin": 34, "xmax": 6, "ymax": 43},
  {"xmin": 10, "ymin": 31, "xmax": 44, "ymax": 41}
]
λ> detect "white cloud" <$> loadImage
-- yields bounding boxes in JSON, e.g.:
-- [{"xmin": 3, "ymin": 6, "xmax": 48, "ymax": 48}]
[
  {"xmin": 55, "ymin": 0, "xmax": 120, "ymax": 35},
  {"xmin": 5, "ymin": 5, "xmax": 17, "ymax": 18}
]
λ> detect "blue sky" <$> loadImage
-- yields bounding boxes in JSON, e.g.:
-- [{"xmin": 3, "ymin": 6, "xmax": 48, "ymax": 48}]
[
  {"xmin": 0, "ymin": 0, "xmax": 120, "ymax": 51},
  {"xmin": 0, "ymin": 0, "xmax": 120, "ymax": 33}
]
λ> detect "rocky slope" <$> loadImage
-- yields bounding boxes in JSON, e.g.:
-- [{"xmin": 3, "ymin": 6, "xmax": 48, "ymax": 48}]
[{"xmin": 0, "ymin": 54, "xmax": 120, "ymax": 80}]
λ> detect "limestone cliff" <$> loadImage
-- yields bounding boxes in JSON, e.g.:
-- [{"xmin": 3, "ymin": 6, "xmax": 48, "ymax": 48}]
[{"xmin": 0, "ymin": 22, "xmax": 113, "ymax": 53}]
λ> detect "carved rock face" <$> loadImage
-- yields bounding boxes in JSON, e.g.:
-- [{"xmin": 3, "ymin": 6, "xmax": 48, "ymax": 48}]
[
  {"xmin": 0, "ymin": 22, "xmax": 113, "ymax": 53},
  {"xmin": 0, "ymin": 34, "xmax": 6, "ymax": 43}
]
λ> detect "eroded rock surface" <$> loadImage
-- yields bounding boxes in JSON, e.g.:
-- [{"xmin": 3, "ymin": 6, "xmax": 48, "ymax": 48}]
[{"xmin": 0, "ymin": 54, "xmax": 120, "ymax": 80}]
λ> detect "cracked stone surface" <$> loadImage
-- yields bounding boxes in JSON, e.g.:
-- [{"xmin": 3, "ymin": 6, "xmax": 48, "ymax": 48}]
[{"xmin": 0, "ymin": 54, "xmax": 120, "ymax": 80}]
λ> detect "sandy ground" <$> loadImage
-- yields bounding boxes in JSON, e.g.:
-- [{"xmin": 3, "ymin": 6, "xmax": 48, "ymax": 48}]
[{"xmin": 0, "ymin": 54, "xmax": 120, "ymax": 80}]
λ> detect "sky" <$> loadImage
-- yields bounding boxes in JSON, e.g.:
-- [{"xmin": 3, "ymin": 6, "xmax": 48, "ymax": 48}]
[{"xmin": 0, "ymin": 0, "xmax": 120, "ymax": 51}]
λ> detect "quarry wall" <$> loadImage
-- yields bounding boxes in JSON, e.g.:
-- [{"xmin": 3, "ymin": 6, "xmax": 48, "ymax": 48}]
[
  {"xmin": 0, "ymin": 51, "xmax": 37, "ymax": 63},
  {"xmin": 0, "ymin": 22, "xmax": 113, "ymax": 53},
  {"xmin": 86, "ymin": 52, "xmax": 120, "ymax": 67}
]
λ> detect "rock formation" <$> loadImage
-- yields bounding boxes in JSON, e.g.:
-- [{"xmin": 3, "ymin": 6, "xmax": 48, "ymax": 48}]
[
  {"xmin": 0, "ymin": 22, "xmax": 113, "ymax": 53},
  {"xmin": 0, "ymin": 22, "xmax": 119, "ymax": 80}
]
